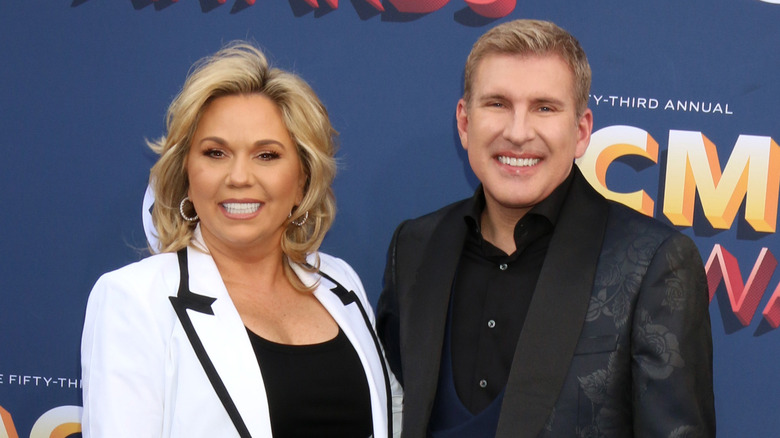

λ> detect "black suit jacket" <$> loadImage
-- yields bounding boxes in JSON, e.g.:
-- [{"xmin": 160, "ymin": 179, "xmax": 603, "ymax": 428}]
[{"xmin": 377, "ymin": 168, "xmax": 715, "ymax": 438}]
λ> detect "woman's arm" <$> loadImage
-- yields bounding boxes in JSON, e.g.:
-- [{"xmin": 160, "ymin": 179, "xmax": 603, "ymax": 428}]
[{"xmin": 81, "ymin": 269, "xmax": 168, "ymax": 437}]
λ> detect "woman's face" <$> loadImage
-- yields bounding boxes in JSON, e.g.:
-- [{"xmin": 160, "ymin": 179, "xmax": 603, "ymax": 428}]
[{"xmin": 186, "ymin": 93, "xmax": 305, "ymax": 255}]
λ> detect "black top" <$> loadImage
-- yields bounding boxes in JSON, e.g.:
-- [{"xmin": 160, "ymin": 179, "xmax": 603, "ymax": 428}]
[
  {"xmin": 450, "ymin": 172, "xmax": 573, "ymax": 414},
  {"xmin": 247, "ymin": 327, "xmax": 373, "ymax": 438}
]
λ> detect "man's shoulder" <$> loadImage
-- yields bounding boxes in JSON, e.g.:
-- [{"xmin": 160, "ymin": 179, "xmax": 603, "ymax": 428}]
[
  {"xmin": 602, "ymin": 199, "xmax": 701, "ymax": 258},
  {"xmin": 605, "ymin": 200, "xmax": 676, "ymax": 236}
]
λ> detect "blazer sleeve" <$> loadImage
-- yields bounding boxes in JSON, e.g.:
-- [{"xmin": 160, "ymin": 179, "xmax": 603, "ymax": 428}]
[
  {"xmin": 630, "ymin": 233, "xmax": 716, "ymax": 437},
  {"xmin": 345, "ymin": 260, "xmax": 405, "ymax": 438},
  {"xmin": 347, "ymin": 262, "xmax": 404, "ymax": 438},
  {"xmin": 376, "ymin": 221, "xmax": 406, "ymax": 387},
  {"xmin": 81, "ymin": 268, "xmax": 170, "ymax": 437},
  {"xmin": 389, "ymin": 366, "xmax": 404, "ymax": 438}
]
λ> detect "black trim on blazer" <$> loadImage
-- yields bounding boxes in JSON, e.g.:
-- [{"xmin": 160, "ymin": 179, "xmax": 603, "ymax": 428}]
[{"xmin": 170, "ymin": 249, "xmax": 252, "ymax": 438}]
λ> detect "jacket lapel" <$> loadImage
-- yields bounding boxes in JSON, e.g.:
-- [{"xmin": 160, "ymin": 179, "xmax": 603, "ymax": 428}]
[
  {"xmin": 496, "ymin": 169, "xmax": 610, "ymax": 437},
  {"xmin": 401, "ymin": 201, "xmax": 471, "ymax": 433},
  {"xmin": 183, "ymin": 247, "xmax": 274, "ymax": 437}
]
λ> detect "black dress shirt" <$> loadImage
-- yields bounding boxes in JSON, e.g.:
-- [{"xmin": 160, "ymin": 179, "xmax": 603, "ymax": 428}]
[{"xmin": 450, "ymin": 172, "xmax": 573, "ymax": 414}]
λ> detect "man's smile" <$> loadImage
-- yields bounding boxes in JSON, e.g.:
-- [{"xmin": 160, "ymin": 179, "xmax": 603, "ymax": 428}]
[{"xmin": 497, "ymin": 155, "xmax": 541, "ymax": 167}]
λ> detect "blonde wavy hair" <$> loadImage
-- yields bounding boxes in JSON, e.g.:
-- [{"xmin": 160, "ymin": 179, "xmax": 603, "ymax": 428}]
[
  {"xmin": 148, "ymin": 41, "xmax": 337, "ymax": 290},
  {"xmin": 463, "ymin": 19, "xmax": 592, "ymax": 116}
]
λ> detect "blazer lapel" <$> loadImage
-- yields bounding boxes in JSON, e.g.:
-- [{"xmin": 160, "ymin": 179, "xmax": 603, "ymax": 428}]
[
  {"xmin": 183, "ymin": 247, "xmax": 274, "ymax": 437},
  {"xmin": 401, "ymin": 201, "xmax": 471, "ymax": 432},
  {"xmin": 496, "ymin": 170, "xmax": 610, "ymax": 438}
]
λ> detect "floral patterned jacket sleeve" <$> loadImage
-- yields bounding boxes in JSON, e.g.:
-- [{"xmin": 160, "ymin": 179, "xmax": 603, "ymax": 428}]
[
  {"xmin": 550, "ymin": 204, "xmax": 715, "ymax": 438},
  {"xmin": 629, "ymin": 231, "xmax": 715, "ymax": 437}
]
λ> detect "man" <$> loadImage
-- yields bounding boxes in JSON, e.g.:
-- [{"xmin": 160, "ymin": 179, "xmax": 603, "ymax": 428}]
[{"xmin": 377, "ymin": 19, "xmax": 715, "ymax": 438}]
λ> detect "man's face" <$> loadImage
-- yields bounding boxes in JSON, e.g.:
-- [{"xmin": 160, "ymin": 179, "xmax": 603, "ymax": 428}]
[{"xmin": 457, "ymin": 53, "xmax": 592, "ymax": 219}]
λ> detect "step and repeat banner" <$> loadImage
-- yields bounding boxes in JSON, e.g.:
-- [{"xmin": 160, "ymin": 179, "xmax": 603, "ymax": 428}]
[{"xmin": 1, "ymin": 1, "xmax": 778, "ymax": 436}]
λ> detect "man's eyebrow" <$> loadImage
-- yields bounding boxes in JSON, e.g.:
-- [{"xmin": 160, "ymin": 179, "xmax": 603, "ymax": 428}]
[
  {"xmin": 476, "ymin": 93, "xmax": 506, "ymax": 101},
  {"xmin": 531, "ymin": 96, "xmax": 567, "ymax": 107}
]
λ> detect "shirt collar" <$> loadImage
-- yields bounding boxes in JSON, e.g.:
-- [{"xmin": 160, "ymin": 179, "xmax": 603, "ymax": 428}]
[{"xmin": 464, "ymin": 168, "xmax": 575, "ymax": 234}]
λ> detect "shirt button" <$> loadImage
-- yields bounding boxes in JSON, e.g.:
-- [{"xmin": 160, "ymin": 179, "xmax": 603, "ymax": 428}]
[
  {"xmin": 499, "ymin": 263, "xmax": 508, "ymax": 271},
  {"xmin": 479, "ymin": 379, "xmax": 488, "ymax": 388},
  {"xmin": 487, "ymin": 320, "xmax": 496, "ymax": 328}
]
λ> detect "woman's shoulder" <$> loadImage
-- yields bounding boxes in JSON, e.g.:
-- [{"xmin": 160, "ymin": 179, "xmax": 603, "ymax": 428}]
[
  {"xmin": 312, "ymin": 251, "xmax": 359, "ymax": 280},
  {"xmin": 310, "ymin": 251, "xmax": 377, "ymax": 319},
  {"xmin": 305, "ymin": 251, "xmax": 362, "ymax": 288},
  {"xmin": 91, "ymin": 252, "xmax": 182, "ymax": 301},
  {"xmin": 83, "ymin": 252, "xmax": 184, "ymax": 363},
  {"xmin": 99, "ymin": 252, "xmax": 179, "ymax": 281},
  {"xmin": 314, "ymin": 250, "xmax": 347, "ymax": 267}
]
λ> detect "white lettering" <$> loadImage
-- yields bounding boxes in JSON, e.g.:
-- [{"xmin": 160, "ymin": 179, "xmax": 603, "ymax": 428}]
[
  {"xmin": 0, "ymin": 373, "xmax": 80, "ymax": 391},
  {"xmin": 593, "ymin": 95, "xmax": 730, "ymax": 115}
]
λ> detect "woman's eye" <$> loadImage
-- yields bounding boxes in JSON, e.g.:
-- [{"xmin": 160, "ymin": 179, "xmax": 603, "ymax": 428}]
[
  {"xmin": 258, "ymin": 152, "xmax": 280, "ymax": 160},
  {"xmin": 205, "ymin": 149, "xmax": 225, "ymax": 158}
]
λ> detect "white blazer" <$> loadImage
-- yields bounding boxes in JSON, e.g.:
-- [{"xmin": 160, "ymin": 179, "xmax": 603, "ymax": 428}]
[{"xmin": 81, "ymin": 239, "xmax": 403, "ymax": 437}]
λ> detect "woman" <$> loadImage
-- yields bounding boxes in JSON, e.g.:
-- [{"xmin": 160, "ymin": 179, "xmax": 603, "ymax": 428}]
[{"xmin": 81, "ymin": 42, "xmax": 402, "ymax": 437}]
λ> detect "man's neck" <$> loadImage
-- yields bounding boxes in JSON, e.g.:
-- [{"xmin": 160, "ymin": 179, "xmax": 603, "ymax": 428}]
[{"xmin": 479, "ymin": 203, "xmax": 528, "ymax": 255}]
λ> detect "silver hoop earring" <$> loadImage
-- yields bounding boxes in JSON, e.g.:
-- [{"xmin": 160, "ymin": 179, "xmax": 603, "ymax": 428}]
[
  {"xmin": 291, "ymin": 211, "xmax": 309, "ymax": 227},
  {"xmin": 179, "ymin": 196, "xmax": 198, "ymax": 222}
]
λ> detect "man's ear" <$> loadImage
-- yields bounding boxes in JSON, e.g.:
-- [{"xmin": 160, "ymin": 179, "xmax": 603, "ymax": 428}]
[
  {"xmin": 574, "ymin": 108, "xmax": 593, "ymax": 158},
  {"xmin": 456, "ymin": 98, "xmax": 469, "ymax": 150}
]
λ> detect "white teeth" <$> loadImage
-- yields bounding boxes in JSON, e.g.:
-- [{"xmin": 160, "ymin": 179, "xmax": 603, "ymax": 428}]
[
  {"xmin": 498, "ymin": 156, "xmax": 540, "ymax": 167},
  {"xmin": 222, "ymin": 203, "xmax": 261, "ymax": 214}
]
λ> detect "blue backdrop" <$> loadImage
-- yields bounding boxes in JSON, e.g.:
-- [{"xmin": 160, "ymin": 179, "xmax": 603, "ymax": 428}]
[{"xmin": 1, "ymin": 1, "xmax": 779, "ymax": 436}]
